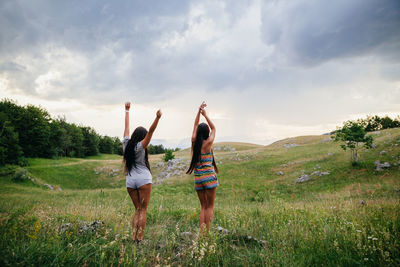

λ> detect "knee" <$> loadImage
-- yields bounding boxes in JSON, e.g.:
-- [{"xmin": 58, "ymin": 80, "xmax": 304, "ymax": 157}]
[
  {"xmin": 205, "ymin": 205, "xmax": 214, "ymax": 212},
  {"xmin": 138, "ymin": 207, "xmax": 147, "ymax": 214}
]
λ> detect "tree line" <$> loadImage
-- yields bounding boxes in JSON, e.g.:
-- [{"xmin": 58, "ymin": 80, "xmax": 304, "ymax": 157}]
[
  {"xmin": 0, "ymin": 99, "xmax": 123, "ymax": 166},
  {"xmin": 147, "ymin": 144, "xmax": 180, "ymax": 155},
  {"xmin": 355, "ymin": 115, "xmax": 400, "ymax": 132}
]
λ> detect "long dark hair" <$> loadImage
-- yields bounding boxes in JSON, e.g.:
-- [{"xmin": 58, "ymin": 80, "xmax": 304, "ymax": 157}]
[
  {"xmin": 186, "ymin": 123, "xmax": 218, "ymax": 174},
  {"xmin": 123, "ymin": 126, "xmax": 150, "ymax": 175}
]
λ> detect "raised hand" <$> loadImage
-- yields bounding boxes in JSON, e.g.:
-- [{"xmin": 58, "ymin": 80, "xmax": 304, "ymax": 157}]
[
  {"xmin": 125, "ymin": 102, "xmax": 131, "ymax": 110},
  {"xmin": 200, "ymin": 107, "xmax": 207, "ymax": 117},
  {"xmin": 156, "ymin": 109, "xmax": 162, "ymax": 118},
  {"xmin": 199, "ymin": 101, "xmax": 207, "ymax": 111}
]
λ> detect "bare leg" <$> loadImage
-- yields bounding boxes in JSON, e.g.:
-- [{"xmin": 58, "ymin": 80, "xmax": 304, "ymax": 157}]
[
  {"xmin": 127, "ymin": 188, "xmax": 140, "ymax": 240},
  {"xmin": 204, "ymin": 187, "xmax": 217, "ymax": 234},
  {"xmin": 196, "ymin": 190, "xmax": 208, "ymax": 236},
  {"xmin": 136, "ymin": 183, "xmax": 152, "ymax": 241}
]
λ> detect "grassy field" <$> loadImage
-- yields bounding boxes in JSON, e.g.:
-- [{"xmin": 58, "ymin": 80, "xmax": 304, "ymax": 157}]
[{"xmin": 1, "ymin": 129, "xmax": 399, "ymax": 266}]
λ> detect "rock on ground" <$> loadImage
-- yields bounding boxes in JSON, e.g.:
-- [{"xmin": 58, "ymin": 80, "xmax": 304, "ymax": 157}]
[
  {"xmin": 44, "ymin": 184, "xmax": 55, "ymax": 190},
  {"xmin": 277, "ymin": 171, "xmax": 284, "ymax": 176},
  {"xmin": 295, "ymin": 174, "xmax": 310, "ymax": 183},
  {"xmin": 284, "ymin": 143, "xmax": 300, "ymax": 148},
  {"xmin": 374, "ymin": 160, "xmax": 390, "ymax": 171},
  {"xmin": 59, "ymin": 220, "xmax": 105, "ymax": 234},
  {"xmin": 155, "ymin": 162, "xmax": 164, "ymax": 168},
  {"xmin": 310, "ymin": 171, "xmax": 330, "ymax": 176},
  {"xmin": 217, "ymin": 226, "xmax": 229, "ymax": 234}
]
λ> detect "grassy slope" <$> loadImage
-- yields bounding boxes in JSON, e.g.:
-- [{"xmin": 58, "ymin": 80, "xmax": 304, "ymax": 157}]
[{"xmin": 0, "ymin": 129, "xmax": 399, "ymax": 266}]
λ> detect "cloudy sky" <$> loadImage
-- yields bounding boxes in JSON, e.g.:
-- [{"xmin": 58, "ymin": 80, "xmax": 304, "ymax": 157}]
[{"xmin": 1, "ymin": 0, "xmax": 400, "ymax": 148}]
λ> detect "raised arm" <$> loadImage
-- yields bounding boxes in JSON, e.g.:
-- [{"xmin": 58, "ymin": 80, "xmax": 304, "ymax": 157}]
[
  {"xmin": 200, "ymin": 108, "xmax": 216, "ymax": 145},
  {"xmin": 123, "ymin": 102, "xmax": 131, "ymax": 137},
  {"xmin": 141, "ymin": 109, "xmax": 162, "ymax": 149},
  {"xmin": 191, "ymin": 102, "xmax": 207, "ymax": 143}
]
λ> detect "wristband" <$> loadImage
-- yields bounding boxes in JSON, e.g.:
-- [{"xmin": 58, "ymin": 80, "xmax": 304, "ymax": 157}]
[{"xmin": 125, "ymin": 110, "xmax": 129, "ymax": 113}]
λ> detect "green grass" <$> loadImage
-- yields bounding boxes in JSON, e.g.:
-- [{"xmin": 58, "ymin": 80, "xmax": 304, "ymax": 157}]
[{"xmin": 0, "ymin": 129, "xmax": 399, "ymax": 266}]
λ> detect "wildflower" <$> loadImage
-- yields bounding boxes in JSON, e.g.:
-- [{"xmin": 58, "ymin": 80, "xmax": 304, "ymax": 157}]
[
  {"xmin": 68, "ymin": 243, "xmax": 73, "ymax": 248},
  {"xmin": 372, "ymin": 238, "xmax": 378, "ymax": 241},
  {"xmin": 356, "ymin": 230, "xmax": 362, "ymax": 233}
]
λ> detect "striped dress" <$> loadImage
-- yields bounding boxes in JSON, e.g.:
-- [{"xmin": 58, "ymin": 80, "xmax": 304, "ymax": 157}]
[{"xmin": 194, "ymin": 152, "xmax": 219, "ymax": 191}]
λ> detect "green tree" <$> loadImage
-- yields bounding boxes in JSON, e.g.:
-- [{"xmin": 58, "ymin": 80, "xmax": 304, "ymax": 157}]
[
  {"xmin": 335, "ymin": 121, "xmax": 373, "ymax": 165},
  {"xmin": 99, "ymin": 136, "xmax": 114, "ymax": 154},
  {"xmin": 68, "ymin": 124, "xmax": 84, "ymax": 157},
  {"xmin": 80, "ymin": 126, "xmax": 99, "ymax": 156},
  {"xmin": 48, "ymin": 118, "xmax": 68, "ymax": 158},
  {"xmin": 0, "ymin": 121, "xmax": 23, "ymax": 165},
  {"xmin": 112, "ymin": 137, "xmax": 123, "ymax": 155},
  {"xmin": 163, "ymin": 149, "xmax": 175, "ymax": 162},
  {"xmin": 380, "ymin": 116, "xmax": 396, "ymax": 129},
  {"xmin": 148, "ymin": 144, "xmax": 165, "ymax": 154}
]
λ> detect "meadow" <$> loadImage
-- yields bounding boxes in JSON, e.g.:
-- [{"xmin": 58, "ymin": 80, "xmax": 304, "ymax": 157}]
[{"xmin": 0, "ymin": 129, "xmax": 399, "ymax": 266}]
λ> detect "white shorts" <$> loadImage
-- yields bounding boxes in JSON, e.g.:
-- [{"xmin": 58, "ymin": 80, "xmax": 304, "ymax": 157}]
[{"xmin": 126, "ymin": 178, "xmax": 152, "ymax": 189}]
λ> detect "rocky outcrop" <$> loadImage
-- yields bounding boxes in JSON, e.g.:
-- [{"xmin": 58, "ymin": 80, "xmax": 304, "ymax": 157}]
[
  {"xmin": 155, "ymin": 158, "xmax": 188, "ymax": 183},
  {"xmin": 59, "ymin": 220, "xmax": 105, "ymax": 234},
  {"xmin": 94, "ymin": 167, "xmax": 120, "ymax": 177},
  {"xmin": 214, "ymin": 145, "xmax": 236, "ymax": 152}
]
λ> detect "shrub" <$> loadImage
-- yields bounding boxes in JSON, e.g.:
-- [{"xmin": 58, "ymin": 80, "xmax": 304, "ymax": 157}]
[
  {"xmin": 11, "ymin": 168, "xmax": 29, "ymax": 182},
  {"xmin": 163, "ymin": 150, "xmax": 175, "ymax": 162},
  {"xmin": 0, "ymin": 165, "xmax": 17, "ymax": 176}
]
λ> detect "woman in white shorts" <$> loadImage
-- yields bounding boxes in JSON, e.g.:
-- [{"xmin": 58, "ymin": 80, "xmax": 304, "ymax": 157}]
[{"xmin": 123, "ymin": 102, "xmax": 162, "ymax": 243}]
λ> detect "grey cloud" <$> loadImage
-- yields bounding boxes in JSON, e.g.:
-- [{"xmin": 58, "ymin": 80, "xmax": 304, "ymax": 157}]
[
  {"xmin": 1, "ymin": 0, "xmax": 399, "ymax": 109},
  {"xmin": 1, "ymin": 0, "xmax": 191, "ymax": 54},
  {"xmin": 261, "ymin": 0, "xmax": 400, "ymax": 65}
]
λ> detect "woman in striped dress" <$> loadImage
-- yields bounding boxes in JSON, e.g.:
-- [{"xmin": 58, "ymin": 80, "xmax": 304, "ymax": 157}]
[{"xmin": 187, "ymin": 101, "xmax": 219, "ymax": 236}]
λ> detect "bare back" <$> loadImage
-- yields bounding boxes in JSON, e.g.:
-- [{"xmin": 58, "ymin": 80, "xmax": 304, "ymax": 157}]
[{"xmin": 200, "ymin": 138, "xmax": 213, "ymax": 154}]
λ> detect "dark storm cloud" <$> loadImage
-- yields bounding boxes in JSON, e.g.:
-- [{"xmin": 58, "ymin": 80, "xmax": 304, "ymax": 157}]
[
  {"xmin": 0, "ymin": 0, "xmax": 399, "ymax": 107},
  {"xmin": 0, "ymin": 0, "xmax": 258, "ymax": 102},
  {"xmin": 0, "ymin": 0, "xmax": 196, "ymax": 102},
  {"xmin": 261, "ymin": 0, "xmax": 400, "ymax": 65},
  {"xmin": 0, "ymin": 0, "xmax": 190, "ymax": 53}
]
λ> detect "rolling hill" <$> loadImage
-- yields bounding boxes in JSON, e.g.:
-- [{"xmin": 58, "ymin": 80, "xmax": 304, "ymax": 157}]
[{"xmin": 0, "ymin": 129, "xmax": 399, "ymax": 266}]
